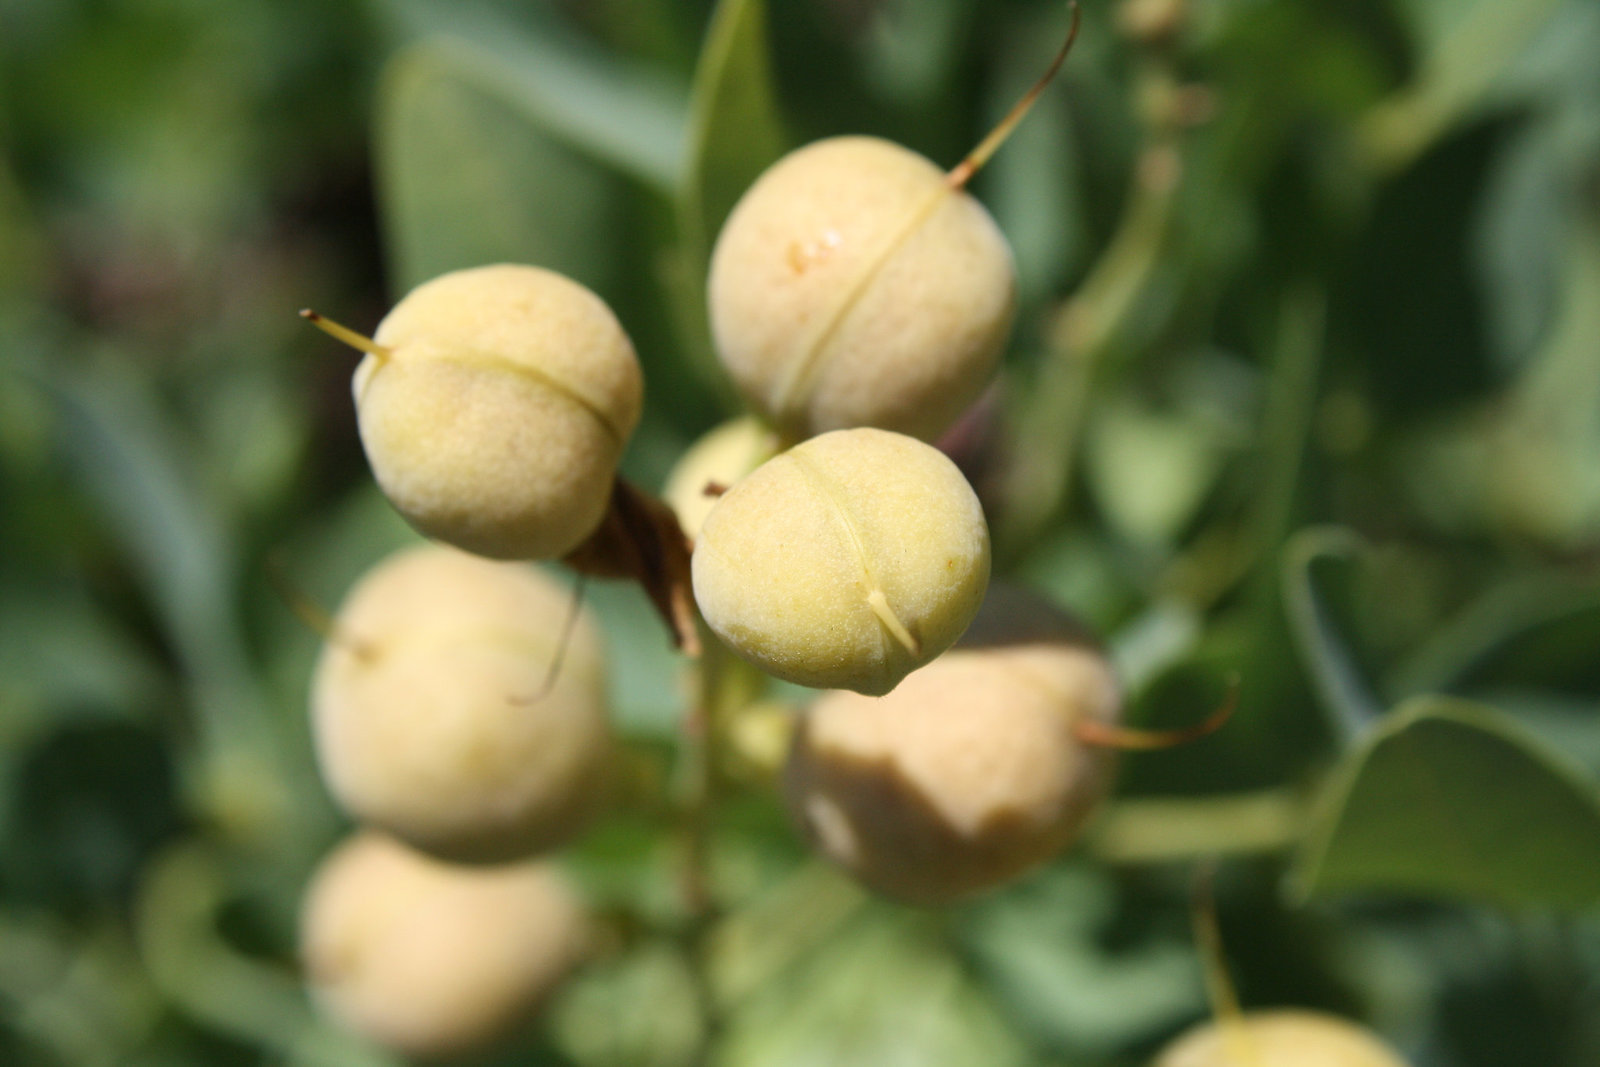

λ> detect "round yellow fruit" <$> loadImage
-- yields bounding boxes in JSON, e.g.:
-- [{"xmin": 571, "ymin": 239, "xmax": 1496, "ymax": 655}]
[
  {"xmin": 708, "ymin": 136, "xmax": 1015, "ymax": 443},
  {"xmin": 301, "ymin": 832, "xmax": 587, "ymax": 1059},
  {"xmin": 356, "ymin": 264, "xmax": 642, "ymax": 559},
  {"xmin": 783, "ymin": 588, "xmax": 1119, "ymax": 903},
  {"xmin": 690, "ymin": 427, "xmax": 990, "ymax": 696},
  {"xmin": 311, "ymin": 543, "xmax": 612, "ymax": 863},
  {"xmin": 662, "ymin": 415, "xmax": 780, "ymax": 541},
  {"xmin": 1153, "ymin": 1010, "xmax": 1409, "ymax": 1067}
]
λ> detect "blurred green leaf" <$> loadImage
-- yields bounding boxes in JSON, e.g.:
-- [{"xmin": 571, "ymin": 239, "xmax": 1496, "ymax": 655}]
[
  {"xmin": 679, "ymin": 0, "xmax": 786, "ymax": 263},
  {"xmin": 961, "ymin": 865, "xmax": 1202, "ymax": 1056},
  {"xmin": 1487, "ymin": 216, "xmax": 1600, "ymax": 547},
  {"xmin": 1087, "ymin": 396, "xmax": 1229, "ymax": 550},
  {"xmin": 718, "ymin": 907, "xmax": 1027, "ymax": 1067},
  {"xmin": 1282, "ymin": 527, "xmax": 1384, "ymax": 745},
  {"xmin": 0, "ymin": 149, "xmax": 46, "ymax": 299},
  {"xmin": 383, "ymin": 0, "xmax": 687, "ymax": 189},
  {"xmin": 665, "ymin": 0, "xmax": 787, "ymax": 401},
  {"xmin": 0, "ymin": 588, "xmax": 165, "ymax": 737},
  {"xmin": 857, "ymin": 0, "xmax": 974, "ymax": 107},
  {"xmin": 0, "ymin": 912, "xmax": 162, "ymax": 1067},
  {"xmin": 134, "ymin": 843, "xmax": 398, "ymax": 1067},
  {"xmin": 374, "ymin": 44, "xmax": 623, "ymax": 295},
  {"xmin": 710, "ymin": 862, "xmax": 865, "ymax": 1008},
  {"xmin": 43, "ymin": 364, "xmax": 264, "ymax": 732},
  {"xmin": 42, "ymin": 360, "xmax": 303, "ymax": 844},
  {"xmin": 1389, "ymin": 569, "xmax": 1600, "ymax": 699},
  {"xmin": 1474, "ymin": 690, "xmax": 1600, "ymax": 779},
  {"xmin": 1475, "ymin": 120, "xmax": 1569, "ymax": 370},
  {"xmin": 552, "ymin": 941, "xmax": 703, "ymax": 1067},
  {"xmin": 1364, "ymin": 0, "xmax": 1565, "ymax": 171},
  {"xmin": 1291, "ymin": 697, "xmax": 1600, "ymax": 909}
]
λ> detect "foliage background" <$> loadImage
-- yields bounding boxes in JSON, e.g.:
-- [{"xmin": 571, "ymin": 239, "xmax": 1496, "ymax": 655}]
[{"xmin": 2, "ymin": 0, "xmax": 1600, "ymax": 1064}]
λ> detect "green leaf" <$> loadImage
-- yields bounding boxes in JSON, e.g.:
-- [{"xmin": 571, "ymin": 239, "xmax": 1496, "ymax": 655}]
[
  {"xmin": 961, "ymin": 865, "xmax": 1203, "ymax": 1055},
  {"xmin": 717, "ymin": 907, "xmax": 1028, "ymax": 1067},
  {"xmin": 1362, "ymin": 0, "xmax": 1565, "ymax": 172},
  {"xmin": 679, "ymin": 0, "xmax": 786, "ymax": 264},
  {"xmin": 1389, "ymin": 569, "xmax": 1600, "ymax": 699},
  {"xmin": 551, "ymin": 941, "xmax": 704, "ymax": 1067},
  {"xmin": 1281, "ymin": 526, "xmax": 1384, "ymax": 744},
  {"xmin": 664, "ymin": 0, "xmax": 787, "ymax": 404},
  {"xmin": 1086, "ymin": 395, "xmax": 1230, "ymax": 550},
  {"xmin": 374, "ymin": 44, "xmax": 622, "ymax": 295},
  {"xmin": 1290, "ymin": 696, "xmax": 1600, "ymax": 910},
  {"xmin": 42, "ymin": 363, "xmax": 270, "ymax": 748},
  {"xmin": 382, "ymin": 0, "xmax": 687, "ymax": 189}
]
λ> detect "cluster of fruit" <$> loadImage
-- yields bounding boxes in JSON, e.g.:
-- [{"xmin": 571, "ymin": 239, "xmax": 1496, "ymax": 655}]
[{"xmin": 296, "ymin": 43, "xmax": 1409, "ymax": 1067}]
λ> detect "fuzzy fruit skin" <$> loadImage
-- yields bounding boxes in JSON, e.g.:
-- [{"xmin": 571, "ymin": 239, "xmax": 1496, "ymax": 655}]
[
  {"xmin": 1152, "ymin": 1010, "xmax": 1409, "ymax": 1067},
  {"xmin": 783, "ymin": 589, "xmax": 1119, "ymax": 903},
  {"xmin": 663, "ymin": 416, "xmax": 781, "ymax": 541},
  {"xmin": 708, "ymin": 136, "xmax": 1015, "ymax": 443},
  {"xmin": 356, "ymin": 264, "xmax": 643, "ymax": 560},
  {"xmin": 312, "ymin": 544, "xmax": 612, "ymax": 864},
  {"xmin": 300, "ymin": 832, "xmax": 587, "ymax": 1060},
  {"xmin": 691, "ymin": 427, "xmax": 990, "ymax": 696}
]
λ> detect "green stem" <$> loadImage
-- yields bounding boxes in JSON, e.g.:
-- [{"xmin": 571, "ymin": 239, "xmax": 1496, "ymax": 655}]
[{"xmin": 679, "ymin": 618, "xmax": 764, "ymax": 1062}]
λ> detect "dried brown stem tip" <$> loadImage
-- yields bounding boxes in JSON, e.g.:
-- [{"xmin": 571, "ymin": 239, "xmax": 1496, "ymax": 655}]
[
  {"xmin": 947, "ymin": 1, "xmax": 1082, "ymax": 190},
  {"xmin": 1072, "ymin": 674, "xmax": 1238, "ymax": 750}
]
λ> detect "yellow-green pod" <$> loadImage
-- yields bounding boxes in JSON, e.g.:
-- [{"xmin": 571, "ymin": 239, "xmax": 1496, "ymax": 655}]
[
  {"xmin": 1153, "ymin": 1010, "xmax": 1410, "ymax": 1067},
  {"xmin": 311, "ymin": 543, "xmax": 611, "ymax": 863},
  {"xmin": 783, "ymin": 588, "xmax": 1119, "ymax": 903},
  {"xmin": 356, "ymin": 264, "xmax": 642, "ymax": 560},
  {"xmin": 301, "ymin": 832, "xmax": 587, "ymax": 1059},
  {"xmin": 691, "ymin": 427, "xmax": 990, "ymax": 696},
  {"xmin": 708, "ymin": 136, "xmax": 1015, "ymax": 443}
]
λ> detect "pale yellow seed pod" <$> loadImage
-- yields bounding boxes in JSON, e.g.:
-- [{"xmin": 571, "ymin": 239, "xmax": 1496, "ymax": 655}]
[
  {"xmin": 301, "ymin": 832, "xmax": 588, "ymax": 1060},
  {"xmin": 312, "ymin": 543, "xmax": 612, "ymax": 863},
  {"xmin": 708, "ymin": 136, "xmax": 1016, "ymax": 443},
  {"xmin": 783, "ymin": 589, "xmax": 1119, "ymax": 903},
  {"xmin": 691, "ymin": 427, "xmax": 989, "ymax": 696},
  {"xmin": 1153, "ymin": 1010, "xmax": 1410, "ymax": 1067},
  {"xmin": 356, "ymin": 264, "xmax": 643, "ymax": 560},
  {"xmin": 662, "ymin": 415, "xmax": 780, "ymax": 540}
]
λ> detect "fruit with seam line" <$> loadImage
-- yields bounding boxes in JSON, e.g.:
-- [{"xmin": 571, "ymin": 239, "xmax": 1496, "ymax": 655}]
[
  {"xmin": 708, "ymin": 135, "xmax": 1015, "ymax": 444},
  {"xmin": 782, "ymin": 586, "xmax": 1119, "ymax": 903},
  {"xmin": 690, "ymin": 426, "xmax": 989, "ymax": 696},
  {"xmin": 311, "ymin": 543, "xmax": 612, "ymax": 864},
  {"xmin": 310, "ymin": 263, "xmax": 643, "ymax": 560}
]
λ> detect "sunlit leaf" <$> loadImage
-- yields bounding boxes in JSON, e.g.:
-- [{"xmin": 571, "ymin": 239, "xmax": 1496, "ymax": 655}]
[
  {"xmin": 374, "ymin": 44, "xmax": 622, "ymax": 295},
  {"xmin": 383, "ymin": 0, "xmax": 687, "ymax": 188},
  {"xmin": 1291, "ymin": 697, "xmax": 1600, "ymax": 910}
]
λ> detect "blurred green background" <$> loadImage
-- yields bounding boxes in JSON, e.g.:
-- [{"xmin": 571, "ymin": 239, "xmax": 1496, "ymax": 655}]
[{"xmin": 3, "ymin": 0, "xmax": 1600, "ymax": 1064}]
